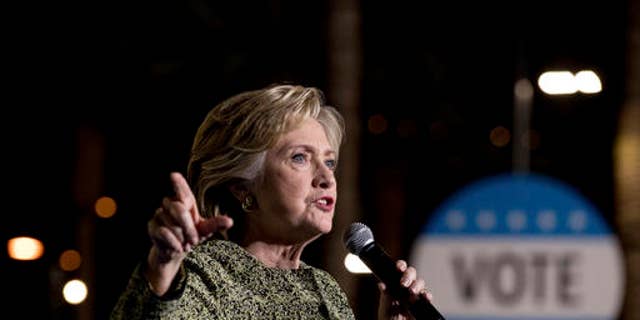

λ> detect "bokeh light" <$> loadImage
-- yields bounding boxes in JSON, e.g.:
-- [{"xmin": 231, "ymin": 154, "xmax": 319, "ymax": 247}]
[
  {"xmin": 95, "ymin": 196, "xmax": 117, "ymax": 218},
  {"xmin": 62, "ymin": 279, "xmax": 88, "ymax": 305},
  {"xmin": 59, "ymin": 249, "xmax": 82, "ymax": 271},
  {"xmin": 368, "ymin": 114, "xmax": 388, "ymax": 135},
  {"xmin": 7, "ymin": 236, "xmax": 44, "ymax": 261},
  {"xmin": 490, "ymin": 126, "xmax": 511, "ymax": 147},
  {"xmin": 344, "ymin": 253, "xmax": 372, "ymax": 274}
]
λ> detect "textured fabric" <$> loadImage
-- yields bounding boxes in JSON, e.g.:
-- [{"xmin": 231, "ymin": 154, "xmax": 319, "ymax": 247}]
[{"xmin": 110, "ymin": 239, "xmax": 356, "ymax": 320}]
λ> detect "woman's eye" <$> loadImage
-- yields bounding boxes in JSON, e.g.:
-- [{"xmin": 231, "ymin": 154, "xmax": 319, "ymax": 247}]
[
  {"xmin": 292, "ymin": 153, "xmax": 306, "ymax": 163},
  {"xmin": 325, "ymin": 159, "xmax": 337, "ymax": 170}
]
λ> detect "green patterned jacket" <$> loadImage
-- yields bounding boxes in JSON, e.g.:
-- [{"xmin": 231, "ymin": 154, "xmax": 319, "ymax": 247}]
[{"xmin": 110, "ymin": 239, "xmax": 356, "ymax": 320}]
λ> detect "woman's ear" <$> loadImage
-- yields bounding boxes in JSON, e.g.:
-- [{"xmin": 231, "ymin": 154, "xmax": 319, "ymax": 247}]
[{"xmin": 228, "ymin": 182, "xmax": 249, "ymax": 201}]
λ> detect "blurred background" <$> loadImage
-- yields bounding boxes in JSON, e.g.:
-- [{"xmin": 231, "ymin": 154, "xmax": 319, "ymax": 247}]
[{"xmin": 3, "ymin": 0, "xmax": 638, "ymax": 319}]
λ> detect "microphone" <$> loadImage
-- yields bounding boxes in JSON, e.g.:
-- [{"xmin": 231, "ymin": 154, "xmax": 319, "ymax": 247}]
[{"xmin": 343, "ymin": 222, "xmax": 445, "ymax": 320}]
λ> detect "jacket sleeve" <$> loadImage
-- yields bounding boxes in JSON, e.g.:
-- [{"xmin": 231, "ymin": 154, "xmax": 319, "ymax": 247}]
[{"xmin": 109, "ymin": 262, "xmax": 189, "ymax": 320}]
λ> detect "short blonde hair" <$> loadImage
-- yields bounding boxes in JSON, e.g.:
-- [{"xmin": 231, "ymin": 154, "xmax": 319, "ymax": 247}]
[{"xmin": 187, "ymin": 84, "xmax": 344, "ymax": 232}]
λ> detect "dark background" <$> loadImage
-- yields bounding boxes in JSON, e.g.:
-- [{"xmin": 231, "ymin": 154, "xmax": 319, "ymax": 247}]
[{"xmin": 3, "ymin": 0, "xmax": 632, "ymax": 319}]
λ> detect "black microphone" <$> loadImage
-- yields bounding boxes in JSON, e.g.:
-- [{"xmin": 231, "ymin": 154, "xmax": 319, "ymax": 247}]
[{"xmin": 343, "ymin": 222, "xmax": 445, "ymax": 320}]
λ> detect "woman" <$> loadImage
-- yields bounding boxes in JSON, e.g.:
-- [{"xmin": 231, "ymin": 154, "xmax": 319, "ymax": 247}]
[{"xmin": 111, "ymin": 84, "xmax": 431, "ymax": 319}]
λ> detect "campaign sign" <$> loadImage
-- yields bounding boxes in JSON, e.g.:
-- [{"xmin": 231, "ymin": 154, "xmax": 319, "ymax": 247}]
[{"xmin": 410, "ymin": 173, "xmax": 624, "ymax": 320}]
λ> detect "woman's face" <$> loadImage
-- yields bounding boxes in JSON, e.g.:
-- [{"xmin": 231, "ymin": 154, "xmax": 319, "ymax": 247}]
[{"xmin": 252, "ymin": 117, "xmax": 337, "ymax": 243}]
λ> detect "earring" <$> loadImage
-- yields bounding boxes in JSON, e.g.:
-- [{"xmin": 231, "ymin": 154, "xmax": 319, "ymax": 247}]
[{"xmin": 241, "ymin": 194, "xmax": 255, "ymax": 213}]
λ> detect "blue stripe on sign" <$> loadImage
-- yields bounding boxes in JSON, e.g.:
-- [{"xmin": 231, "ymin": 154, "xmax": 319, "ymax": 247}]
[
  {"xmin": 419, "ymin": 234, "xmax": 615, "ymax": 241},
  {"xmin": 422, "ymin": 173, "xmax": 612, "ymax": 236},
  {"xmin": 446, "ymin": 317, "xmax": 610, "ymax": 320}
]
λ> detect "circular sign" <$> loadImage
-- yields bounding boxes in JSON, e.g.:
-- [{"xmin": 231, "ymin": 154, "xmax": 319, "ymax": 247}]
[{"xmin": 410, "ymin": 173, "xmax": 624, "ymax": 320}]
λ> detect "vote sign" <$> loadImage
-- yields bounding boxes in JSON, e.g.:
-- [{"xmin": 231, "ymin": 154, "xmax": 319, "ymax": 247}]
[{"xmin": 410, "ymin": 173, "xmax": 624, "ymax": 320}]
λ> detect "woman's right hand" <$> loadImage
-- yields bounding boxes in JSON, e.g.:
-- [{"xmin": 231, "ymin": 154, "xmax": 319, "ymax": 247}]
[{"xmin": 145, "ymin": 172, "xmax": 233, "ymax": 296}]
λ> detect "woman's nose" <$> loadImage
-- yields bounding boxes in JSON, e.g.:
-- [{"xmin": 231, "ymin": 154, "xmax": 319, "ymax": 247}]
[{"xmin": 313, "ymin": 165, "xmax": 335, "ymax": 189}]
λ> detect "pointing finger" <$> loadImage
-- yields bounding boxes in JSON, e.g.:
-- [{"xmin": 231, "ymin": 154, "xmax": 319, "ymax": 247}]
[{"xmin": 170, "ymin": 172, "xmax": 197, "ymax": 211}]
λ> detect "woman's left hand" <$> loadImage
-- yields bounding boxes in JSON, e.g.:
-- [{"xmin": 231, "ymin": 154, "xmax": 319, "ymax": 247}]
[{"xmin": 377, "ymin": 260, "xmax": 433, "ymax": 320}]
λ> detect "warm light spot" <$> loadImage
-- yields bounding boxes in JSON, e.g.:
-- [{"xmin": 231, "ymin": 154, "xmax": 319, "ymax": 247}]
[
  {"xmin": 59, "ymin": 250, "xmax": 82, "ymax": 271},
  {"xmin": 62, "ymin": 279, "xmax": 88, "ymax": 305},
  {"xmin": 575, "ymin": 70, "xmax": 602, "ymax": 93},
  {"xmin": 490, "ymin": 126, "xmax": 511, "ymax": 147},
  {"xmin": 95, "ymin": 196, "xmax": 117, "ymax": 218},
  {"xmin": 538, "ymin": 71, "xmax": 577, "ymax": 95},
  {"xmin": 7, "ymin": 236, "xmax": 44, "ymax": 261},
  {"xmin": 368, "ymin": 114, "xmax": 388, "ymax": 135},
  {"xmin": 538, "ymin": 70, "xmax": 602, "ymax": 95},
  {"xmin": 616, "ymin": 132, "xmax": 640, "ymax": 174},
  {"xmin": 514, "ymin": 78, "xmax": 533, "ymax": 100},
  {"xmin": 344, "ymin": 253, "xmax": 372, "ymax": 274}
]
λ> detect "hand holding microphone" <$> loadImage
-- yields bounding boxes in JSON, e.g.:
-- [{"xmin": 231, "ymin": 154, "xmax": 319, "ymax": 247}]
[{"xmin": 344, "ymin": 222, "xmax": 445, "ymax": 320}]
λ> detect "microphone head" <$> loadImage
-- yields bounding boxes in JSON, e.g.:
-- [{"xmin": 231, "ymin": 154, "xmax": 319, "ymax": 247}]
[{"xmin": 343, "ymin": 222, "xmax": 375, "ymax": 255}]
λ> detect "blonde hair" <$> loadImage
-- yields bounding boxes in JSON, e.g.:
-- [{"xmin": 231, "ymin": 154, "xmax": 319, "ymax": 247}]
[{"xmin": 187, "ymin": 84, "xmax": 344, "ymax": 238}]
